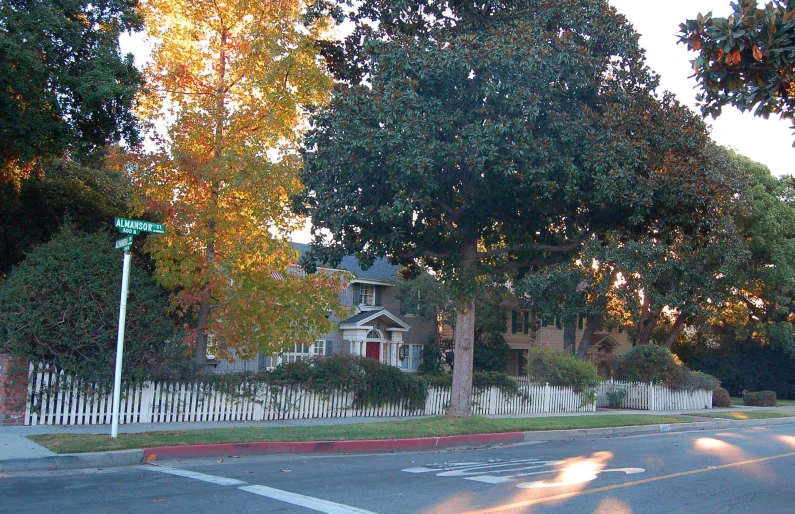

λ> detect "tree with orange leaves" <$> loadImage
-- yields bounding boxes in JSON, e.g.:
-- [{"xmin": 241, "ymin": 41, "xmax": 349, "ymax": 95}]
[{"xmin": 133, "ymin": 0, "xmax": 343, "ymax": 367}]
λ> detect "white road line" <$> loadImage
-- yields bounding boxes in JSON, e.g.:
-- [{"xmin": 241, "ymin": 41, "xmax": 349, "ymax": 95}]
[
  {"xmin": 464, "ymin": 476, "xmax": 516, "ymax": 484},
  {"xmin": 401, "ymin": 467, "xmax": 436, "ymax": 473},
  {"xmin": 239, "ymin": 485, "xmax": 378, "ymax": 514},
  {"xmin": 144, "ymin": 465, "xmax": 247, "ymax": 486}
]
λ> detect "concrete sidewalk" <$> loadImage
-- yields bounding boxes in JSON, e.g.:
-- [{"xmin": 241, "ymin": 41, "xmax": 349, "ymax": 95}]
[{"xmin": 3, "ymin": 406, "xmax": 795, "ymax": 473}]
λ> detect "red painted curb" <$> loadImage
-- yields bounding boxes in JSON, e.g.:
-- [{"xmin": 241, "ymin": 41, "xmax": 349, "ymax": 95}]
[{"xmin": 142, "ymin": 432, "xmax": 525, "ymax": 460}]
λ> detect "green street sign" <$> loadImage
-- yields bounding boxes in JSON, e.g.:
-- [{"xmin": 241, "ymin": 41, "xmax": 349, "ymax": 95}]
[
  {"xmin": 114, "ymin": 217, "xmax": 165, "ymax": 235},
  {"xmin": 115, "ymin": 236, "xmax": 133, "ymax": 249}
]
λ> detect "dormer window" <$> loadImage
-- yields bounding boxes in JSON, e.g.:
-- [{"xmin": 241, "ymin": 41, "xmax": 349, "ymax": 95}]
[{"xmin": 359, "ymin": 284, "xmax": 376, "ymax": 306}]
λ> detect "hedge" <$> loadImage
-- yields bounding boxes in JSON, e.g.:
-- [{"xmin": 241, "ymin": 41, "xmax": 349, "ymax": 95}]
[{"xmin": 743, "ymin": 390, "xmax": 777, "ymax": 407}]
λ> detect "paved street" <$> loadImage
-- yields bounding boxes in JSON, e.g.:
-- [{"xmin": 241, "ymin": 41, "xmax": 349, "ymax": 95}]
[{"xmin": 3, "ymin": 424, "xmax": 795, "ymax": 513}]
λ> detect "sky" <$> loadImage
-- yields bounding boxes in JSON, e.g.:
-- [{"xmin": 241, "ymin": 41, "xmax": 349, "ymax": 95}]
[{"xmin": 120, "ymin": 0, "xmax": 794, "ymax": 181}]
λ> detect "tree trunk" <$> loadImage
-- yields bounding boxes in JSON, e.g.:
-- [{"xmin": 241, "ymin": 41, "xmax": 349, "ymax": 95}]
[
  {"xmin": 635, "ymin": 299, "xmax": 662, "ymax": 344},
  {"xmin": 194, "ymin": 28, "xmax": 227, "ymax": 369},
  {"xmin": 575, "ymin": 313, "xmax": 601, "ymax": 360},
  {"xmin": 563, "ymin": 319, "xmax": 577, "ymax": 354},
  {"xmin": 447, "ymin": 237, "xmax": 478, "ymax": 417},
  {"xmin": 447, "ymin": 295, "xmax": 476, "ymax": 416},
  {"xmin": 662, "ymin": 312, "xmax": 686, "ymax": 349},
  {"xmin": 194, "ymin": 239, "xmax": 215, "ymax": 368}
]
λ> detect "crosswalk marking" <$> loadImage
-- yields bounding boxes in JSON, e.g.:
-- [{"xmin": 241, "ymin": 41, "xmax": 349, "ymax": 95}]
[
  {"xmin": 240, "ymin": 485, "xmax": 378, "ymax": 514},
  {"xmin": 144, "ymin": 465, "xmax": 247, "ymax": 486},
  {"xmin": 145, "ymin": 464, "xmax": 377, "ymax": 513}
]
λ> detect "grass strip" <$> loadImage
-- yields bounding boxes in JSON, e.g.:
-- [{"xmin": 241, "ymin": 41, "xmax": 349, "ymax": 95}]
[
  {"xmin": 693, "ymin": 411, "xmax": 795, "ymax": 421},
  {"xmin": 730, "ymin": 397, "xmax": 795, "ymax": 407},
  {"xmin": 29, "ymin": 414, "xmax": 694, "ymax": 454}
]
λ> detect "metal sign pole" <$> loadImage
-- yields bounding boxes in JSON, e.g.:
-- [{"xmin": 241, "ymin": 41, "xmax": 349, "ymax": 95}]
[{"xmin": 111, "ymin": 248, "xmax": 132, "ymax": 438}]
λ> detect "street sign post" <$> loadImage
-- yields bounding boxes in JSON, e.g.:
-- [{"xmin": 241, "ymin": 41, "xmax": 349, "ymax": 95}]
[
  {"xmin": 115, "ymin": 236, "xmax": 133, "ymax": 249},
  {"xmin": 110, "ymin": 218, "xmax": 165, "ymax": 438},
  {"xmin": 114, "ymin": 217, "xmax": 165, "ymax": 235}
]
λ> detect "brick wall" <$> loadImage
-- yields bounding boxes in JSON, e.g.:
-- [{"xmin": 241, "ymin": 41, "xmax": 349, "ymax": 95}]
[{"xmin": 0, "ymin": 353, "xmax": 28, "ymax": 426}]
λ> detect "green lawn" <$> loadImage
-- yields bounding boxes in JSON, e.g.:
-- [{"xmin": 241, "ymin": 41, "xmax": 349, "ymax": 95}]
[
  {"xmin": 694, "ymin": 411, "xmax": 795, "ymax": 420},
  {"xmin": 730, "ymin": 397, "xmax": 795, "ymax": 407},
  {"xmin": 29, "ymin": 414, "xmax": 694, "ymax": 454}
]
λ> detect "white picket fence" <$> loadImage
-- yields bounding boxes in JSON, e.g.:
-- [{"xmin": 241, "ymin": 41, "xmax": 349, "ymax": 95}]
[
  {"xmin": 595, "ymin": 379, "xmax": 713, "ymax": 411},
  {"xmin": 24, "ymin": 365, "xmax": 595, "ymax": 426}
]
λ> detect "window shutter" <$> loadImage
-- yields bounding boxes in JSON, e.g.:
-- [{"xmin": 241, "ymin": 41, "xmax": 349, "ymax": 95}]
[
  {"xmin": 523, "ymin": 311, "xmax": 530, "ymax": 334},
  {"xmin": 555, "ymin": 315, "xmax": 562, "ymax": 329},
  {"xmin": 618, "ymin": 325, "xmax": 623, "ymax": 333},
  {"xmin": 352, "ymin": 284, "xmax": 360, "ymax": 305},
  {"xmin": 511, "ymin": 310, "xmax": 517, "ymax": 333},
  {"xmin": 578, "ymin": 315, "xmax": 584, "ymax": 330},
  {"xmin": 542, "ymin": 316, "xmax": 548, "ymax": 327},
  {"xmin": 326, "ymin": 340, "xmax": 334, "ymax": 355},
  {"xmin": 375, "ymin": 286, "xmax": 382, "ymax": 306}
]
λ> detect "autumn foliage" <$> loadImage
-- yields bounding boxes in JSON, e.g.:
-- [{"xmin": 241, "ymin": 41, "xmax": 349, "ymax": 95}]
[{"xmin": 133, "ymin": 0, "xmax": 343, "ymax": 364}]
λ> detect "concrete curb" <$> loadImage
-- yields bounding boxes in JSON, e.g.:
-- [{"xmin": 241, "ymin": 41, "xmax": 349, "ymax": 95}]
[
  {"xmin": 0, "ymin": 449, "xmax": 143, "ymax": 472},
  {"xmin": 142, "ymin": 432, "xmax": 526, "ymax": 460},
  {"xmin": 6, "ymin": 416, "xmax": 795, "ymax": 472}
]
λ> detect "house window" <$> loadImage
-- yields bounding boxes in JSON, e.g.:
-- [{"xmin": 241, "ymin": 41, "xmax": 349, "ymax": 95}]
[
  {"xmin": 399, "ymin": 344, "xmax": 422, "ymax": 371},
  {"xmin": 284, "ymin": 341, "xmax": 331, "ymax": 363},
  {"xmin": 313, "ymin": 340, "xmax": 333, "ymax": 356},
  {"xmin": 511, "ymin": 310, "xmax": 532, "ymax": 335},
  {"xmin": 359, "ymin": 284, "xmax": 376, "ymax": 306},
  {"xmin": 283, "ymin": 343, "xmax": 311, "ymax": 363}
]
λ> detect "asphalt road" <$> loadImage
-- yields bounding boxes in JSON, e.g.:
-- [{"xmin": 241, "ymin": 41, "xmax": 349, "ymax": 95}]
[{"xmin": 4, "ymin": 424, "xmax": 795, "ymax": 513}]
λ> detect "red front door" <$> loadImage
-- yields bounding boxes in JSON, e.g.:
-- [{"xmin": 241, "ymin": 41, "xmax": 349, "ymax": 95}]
[{"xmin": 366, "ymin": 341, "xmax": 380, "ymax": 361}]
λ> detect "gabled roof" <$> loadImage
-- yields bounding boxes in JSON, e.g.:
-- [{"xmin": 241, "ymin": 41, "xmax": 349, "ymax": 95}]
[
  {"xmin": 591, "ymin": 333, "xmax": 620, "ymax": 348},
  {"xmin": 339, "ymin": 309, "xmax": 411, "ymax": 331},
  {"xmin": 292, "ymin": 242, "xmax": 399, "ymax": 284}
]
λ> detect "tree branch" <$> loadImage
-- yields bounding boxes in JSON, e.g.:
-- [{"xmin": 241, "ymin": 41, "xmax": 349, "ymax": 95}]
[
  {"xmin": 478, "ymin": 231, "xmax": 591, "ymax": 259},
  {"xmin": 397, "ymin": 249, "xmax": 450, "ymax": 261},
  {"xmin": 489, "ymin": 254, "xmax": 570, "ymax": 274}
]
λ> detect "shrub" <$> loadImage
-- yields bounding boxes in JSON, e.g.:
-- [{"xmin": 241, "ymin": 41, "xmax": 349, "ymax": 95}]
[
  {"xmin": 615, "ymin": 344, "xmax": 679, "ymax": 384},
  {"xmin": 615, "ymin": 345, "xmax": 719, "ymax": 392},
  {"xmin": 212, "ymin": 355, "xmax": 429, "ymax": 411},
  {"xmin": 0, "ymin": 225, "xmax": 191, "ymax": 389},
  {"xmin": 713, "ymin": 387, "xmax": 731, "ymax": 408},
  {"xmin": 605, "ymin": 389, "xmax": 628, "ymax": 408},
  {"xmin": 668, "ymin": 368, "xmax": 720, "ymax": 392},
  {"xmin": 744, "ymin": 390, "xmax": 777, "ymax": 407},
  {"xmin": 526, "ymin": 347, "xmax": 600, "ymax": 393},
  {"xmin": 421, "ymin": 371, "xmax": 519, "ymax": 397}
]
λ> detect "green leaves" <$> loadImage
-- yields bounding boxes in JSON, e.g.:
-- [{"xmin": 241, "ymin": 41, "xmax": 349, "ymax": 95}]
[
  {"xmin": 680, "ymin": 0, "xmax": 795, "ymax": 134},
  {"xmin": 0, "ymin": 0, "xmax": 143, "ymax": 184},
  {"xmin": 0, "ymin": 225, "xmax": 191, "ymax": 388}
]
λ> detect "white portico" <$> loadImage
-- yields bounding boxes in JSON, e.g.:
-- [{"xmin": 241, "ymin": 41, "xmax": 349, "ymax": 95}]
[{"xmin": 339, "ymin": 309, "xmax": 411, "ymax": 366}]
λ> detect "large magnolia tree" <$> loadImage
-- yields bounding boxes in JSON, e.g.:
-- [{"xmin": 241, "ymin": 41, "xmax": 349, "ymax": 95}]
[
  {"xmin": 134, "ymin": 0, "xmax": 344, "ymax": 366},
  {"xmin": 298, "ymin": 0, "xmax": 726, "ymax": 415}
]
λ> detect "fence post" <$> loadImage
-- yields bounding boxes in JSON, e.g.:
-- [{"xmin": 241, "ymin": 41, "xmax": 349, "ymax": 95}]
[
  {"xmin": 542, "ymin": 383, "xmax": 551, "ymax": 413},
  {"xmin": 648, "ymin": 383, "xmax": 656, "ymax": 411},
  {"xmin": 488, "ymin": 386, "xmax": 499, "ymax": 416}
]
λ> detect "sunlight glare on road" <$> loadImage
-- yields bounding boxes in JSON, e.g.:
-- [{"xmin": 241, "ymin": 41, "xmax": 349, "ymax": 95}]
[
  {"xmin": 516, "ymin": 451, "xmax": 613, "ymax": 489},
  {"xmin": 593, "ymin": 496, "xmax": 633, "ymax": 514},
  {"xmin": 424, "ymin": 491, "xmax": 479, "ymax": 514},
  {"xmin": 694, "ymin": 437, "xmax": 776, "ymax": 482},
  {"xmin": 775, "ymin": 435, "xmax": 795, "ymax": 450}
]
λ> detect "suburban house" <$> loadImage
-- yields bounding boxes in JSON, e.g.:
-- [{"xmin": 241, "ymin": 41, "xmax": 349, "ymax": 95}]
[
  {"xmin": 212, "ymin": 243, "xmax": 438, "ymax": 373},
  {"xmin": 500, "ymin": 304, "xmax": 632, "ymax": 376}
]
